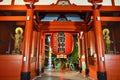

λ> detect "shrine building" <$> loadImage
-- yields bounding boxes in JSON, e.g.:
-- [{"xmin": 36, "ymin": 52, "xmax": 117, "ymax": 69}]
[{"xmin": 0, "ymin": 0, "xmax": 120, "ymax": 80}]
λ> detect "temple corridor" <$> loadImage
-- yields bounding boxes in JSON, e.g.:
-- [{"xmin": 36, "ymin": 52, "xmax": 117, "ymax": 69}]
[{"xmin": 33, "ymin": 70, "xmax": 94, "ymax": 80}]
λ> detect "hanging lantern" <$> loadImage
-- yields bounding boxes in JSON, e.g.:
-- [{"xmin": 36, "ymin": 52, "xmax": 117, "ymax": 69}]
[{"xmin": 50, "ymin": 32, "xmax": 74, "ymax": 56}]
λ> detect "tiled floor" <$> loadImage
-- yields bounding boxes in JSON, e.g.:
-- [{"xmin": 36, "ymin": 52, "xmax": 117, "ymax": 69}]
[{"xmin": 33, "ymin": 70, "xmax": 95, "ymax": 80}]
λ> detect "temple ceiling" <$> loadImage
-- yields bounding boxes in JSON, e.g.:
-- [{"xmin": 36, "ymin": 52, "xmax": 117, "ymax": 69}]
[{"xmin": 0, "ymin": 0, "xmax": 120, "ymax": 31}]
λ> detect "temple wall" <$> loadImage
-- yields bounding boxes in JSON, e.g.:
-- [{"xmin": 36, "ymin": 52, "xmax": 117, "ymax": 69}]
[
  {"xmin": 0, "ymin": 23, "xmax": 13, "ymax": 54},
  {"xmin": 105, "ymin": 55, "xmax": 120, "ymax": 80},
  {"xmin": 0, "ymin": 55, "xmax": 22, "ymax": 80}
]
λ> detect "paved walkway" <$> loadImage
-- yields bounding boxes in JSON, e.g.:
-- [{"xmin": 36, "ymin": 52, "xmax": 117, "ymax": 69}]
[{"xmin": 33, "ymin": 70, "xmax": 95, "ymax": 80}]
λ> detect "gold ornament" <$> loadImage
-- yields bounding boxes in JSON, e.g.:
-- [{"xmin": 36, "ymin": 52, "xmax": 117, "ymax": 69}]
[
  {"xmin": 15, "ymin": 27, "xmax": 23, "ymax": 34},
  {"xmin": 103, "ymin": 28, "xmax": 109, "ymax": 35}
]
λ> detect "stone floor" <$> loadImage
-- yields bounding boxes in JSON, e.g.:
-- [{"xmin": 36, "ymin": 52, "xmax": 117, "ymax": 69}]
[{"xmin": 33, "ymin": 70, "xmax": 95, "ymax": 80}]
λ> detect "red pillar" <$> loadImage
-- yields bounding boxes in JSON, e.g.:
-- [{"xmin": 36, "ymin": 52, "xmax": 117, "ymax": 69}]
[
  {"xmin": 39, "ymin": 31, "xmax": 43, "ymax": 75},
  {"xmin": 93, "ymin": 6, "xmax": 107, "ymax": 80},
  {"xmin": 78, "ymin": 33, "xmax": 83, "ymax": 73},
  {"xmin": 31, "ymin": 31, "xmax": 37, "ymax": 57},
  {"xmin": 21, "ymin": 9, "xmax": 34, "ymax": 80},
  {"xmin": 83, "ymin": 31, "xmax": 89, "ymax": 76},
  {"xmin": 36, "ymin": 31, "xmax": 41, "ymax": 76},
  {"xmin": 41, "ymin": 33, "xmax": 45, "ymax": 73}
]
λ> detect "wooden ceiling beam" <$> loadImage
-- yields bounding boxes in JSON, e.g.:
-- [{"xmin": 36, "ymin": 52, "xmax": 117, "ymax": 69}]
[
  {"xmin": 100, "ymin": 6, "xmax": 120, "ymax": 11},
  {"xmin": 38, "ymin": 21, "xmax": 85, "ymax": 32},
  {"xmin": 40, "ymin": 29, "xmax": 83, "ymax": 32},
  {"xmin": 86, "ymin": 21, "xmax": 93, "ymax": 31},
  {"xmin": 34, "ymin": 5, "xmax": 93, "ymax": 12},
  {"xmin": 0, "ymin": 5, "xmax": 120, "ymax": 11},
  {"xmin": 101, "ymin": 17, "xmax": 120, "ymax": 21},
  {"xmin": 0, "ymin": 5, "xmax": 27, "ymax": 11},
  {"xmin": 0, "ymin": 16, "xmax": 27, "ymax": 21}
]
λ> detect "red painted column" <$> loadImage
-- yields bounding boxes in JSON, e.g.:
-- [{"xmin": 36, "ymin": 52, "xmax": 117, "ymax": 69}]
[
  {"xmin": 83, "ymin": 31, "xmax": 89, "ymax": 76},
  {"xmin": 41, "ymin": 33, "xmax": 45, "ymax": 73},
  {"xmin": 31, "ymin": 31, "xmax": 37, "ymax": 57},
  {"xmin": 78, "ymin": 33, "xmax": 83, "ymax": 73},
  {"xmin": 39, "ymin": 31, "xmax": 43, "ymax": 75},
  {"xmin": 93, "ymin": 6, "xmax": 107, "ymax": 80},
  {"xmin": 21, "ymin": 9, "xmax": 34, "ymax": 80},
  {"xmin": 36, "ymin": 31, "xmax": 41, "ymax": 76}
]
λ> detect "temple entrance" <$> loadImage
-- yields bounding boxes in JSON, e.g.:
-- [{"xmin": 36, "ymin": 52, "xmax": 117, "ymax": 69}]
[
  {"xmin": 44, "ymin": 34, "xmax": 80, "ymax": 72},
  {"xmin": 0, "ymin": 0, "xmax": 120, "ymax": 80}
]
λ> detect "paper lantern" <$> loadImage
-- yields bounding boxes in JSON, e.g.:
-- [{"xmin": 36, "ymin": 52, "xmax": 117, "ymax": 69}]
[{"xmin": 51, "ymin": 32, "xmax": 74, "ymax": 55}]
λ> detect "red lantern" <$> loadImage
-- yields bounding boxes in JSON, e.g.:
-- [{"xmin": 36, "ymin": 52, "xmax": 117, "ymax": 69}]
[{"xmin": 50, "ymin": 32, "xmax": 74, "ymax": 56}]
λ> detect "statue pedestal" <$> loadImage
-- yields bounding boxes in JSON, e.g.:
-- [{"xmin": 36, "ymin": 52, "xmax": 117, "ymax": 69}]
[{"xmin": 12, "ymin": 49, "xmax": 21, "ymax": 55}]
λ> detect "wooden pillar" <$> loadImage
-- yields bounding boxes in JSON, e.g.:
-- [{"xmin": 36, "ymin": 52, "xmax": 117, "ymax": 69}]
[
  {"xmin": 41, "ymin": 33, "xmax": 45, "ymax": 73},
  {"xmin": 93, "ymin": 5, "xmax": 107, "ymax": 80},
  {"xmin": 21, "ymin": 9, "xmax": 34, "ymax": 80},
  {"xmin": 39, "ymin": 31, "xmax": 43, "ymax": 75},
  {"xmin": 83, "ymin": 31, "xmax": 89, "ymax": 76},
  {"xmin": 31, "ymin": 31, "xmax": 37, "ymax": 57},
  {"xmin": 78, "ymin": 33, "xmax": 83, "ymax": 73},
  {"xmin": 36, "ymin": 31, "xmax": 41, "ymax": 76}
]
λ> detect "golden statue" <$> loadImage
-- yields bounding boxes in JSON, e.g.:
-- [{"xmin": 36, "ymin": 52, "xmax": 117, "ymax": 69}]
[
  {"xmin": 103, "ymin": 28, "xmax": 113, "ymax": 54},
  {"xmin": 12, "ymin": 27, "xmax": 23, "ymax": 54}
]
